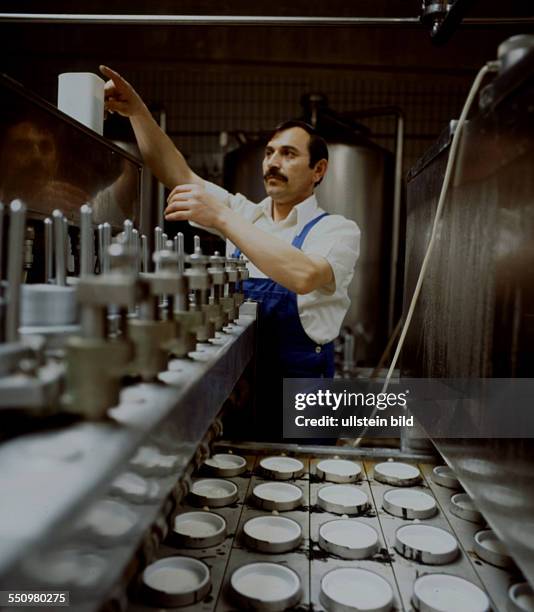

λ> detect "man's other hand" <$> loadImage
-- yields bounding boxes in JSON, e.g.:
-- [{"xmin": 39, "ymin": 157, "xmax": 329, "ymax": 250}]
[
  {"xmin": 99, "ymin": 65, "xmax": 147, "ymax": 118},
  {"xmin": 165, "ymin": 184, "xmax": 227, "ymax": 230}
]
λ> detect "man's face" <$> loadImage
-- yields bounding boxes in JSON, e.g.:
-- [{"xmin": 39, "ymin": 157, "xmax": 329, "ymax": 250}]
[{"xmin": 262, "ymin": 127, "xmax": 326, "ymax": 205}]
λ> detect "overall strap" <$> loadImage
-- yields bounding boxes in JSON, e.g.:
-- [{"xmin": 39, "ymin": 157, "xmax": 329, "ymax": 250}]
[
  {"xmin": 231, "ymin": 212, "xmax": 329, "ymax": 258},
  {"xmin": 291, "ymin": 212, "xmax": 329, "ymax": 250}
]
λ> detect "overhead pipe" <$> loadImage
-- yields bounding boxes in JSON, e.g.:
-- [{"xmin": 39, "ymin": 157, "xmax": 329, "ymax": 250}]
[{"xmin": 0, "ymin": 13, "xmax": 532, "ymax": 26}]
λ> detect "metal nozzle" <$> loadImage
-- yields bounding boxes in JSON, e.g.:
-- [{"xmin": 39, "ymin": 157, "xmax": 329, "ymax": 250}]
[
  {"xmin": 52, "ymin": 209, "xmax": 66, "ymax": 286},
  {"xmin": 176, "ymin": 232, "xmax": 185, "ymax": 274},
  {"xmin": 123, "ymin": 219, "xmax": 134, "ymax": 248},
  {"xmin": 132, "ymin": 228, "xmax": 140, "ymax": 273},
  {"xmin": 6, "ymin": 200, "xmax": 26, "ymax": 342},
  {"xmin": 80, "ymin": 204, "xmax": 93, "ymax": 277},
  {"xmin": 99, "ymin": 222, "xmax": 112, "ymax": 274},
  {"xmin": 154, "ymin": 226, "xmax": 163, "ymax": 252},
  {"xmin": 141, "ymin": 234, "xmax": 149, "ymax": 272},
  {"xmin": 44, "ymin": 217, "xmax": 53, "ymax": 283}
]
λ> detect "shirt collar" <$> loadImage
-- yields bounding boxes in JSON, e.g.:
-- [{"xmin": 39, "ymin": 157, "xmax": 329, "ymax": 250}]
[{"xmin": 258, "ymin": 193, "xmax": 322, "ymax": 234}]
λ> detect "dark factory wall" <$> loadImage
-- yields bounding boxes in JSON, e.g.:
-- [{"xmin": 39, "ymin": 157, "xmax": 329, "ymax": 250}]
[{"xmin": 0, "ymin": 4, "xmax": 527, "ymax": 184}]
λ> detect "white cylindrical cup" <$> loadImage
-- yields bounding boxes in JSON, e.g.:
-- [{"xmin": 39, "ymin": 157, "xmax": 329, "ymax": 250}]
[{"xmin": 58, "ymin": 73, "xmax": 105, "ymax": 135}]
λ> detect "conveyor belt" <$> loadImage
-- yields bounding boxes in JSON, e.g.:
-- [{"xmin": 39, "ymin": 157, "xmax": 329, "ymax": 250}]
[{"xmin": 128, "ymin": 452, "xmax": 521, "ymax": 611}]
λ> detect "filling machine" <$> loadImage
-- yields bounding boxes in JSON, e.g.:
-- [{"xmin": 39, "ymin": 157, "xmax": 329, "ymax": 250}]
[{"xmin": 0, "ymin": 34, "xmax": 534, "ymax": 612}]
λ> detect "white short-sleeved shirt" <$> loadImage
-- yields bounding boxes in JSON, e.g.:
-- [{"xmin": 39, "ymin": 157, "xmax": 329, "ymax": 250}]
[{"xmin": 203, "ymin": 181, "xmax": 360, "ymax": 345}]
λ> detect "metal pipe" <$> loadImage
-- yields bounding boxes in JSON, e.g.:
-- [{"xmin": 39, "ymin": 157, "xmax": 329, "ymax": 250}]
[
  {"xmin": 101, "ymin": 223, "xmax": 112, "ymax": 273},
  {"xmin": 52, "ymin": 210, "xmax": 66, "ymax": 286},
  {"xmin": 154, "ymin": 226, "xmax": 163, "ymax": 272},
  {"xmin": 80, "ymin": 205, "xmax": 93, "ymax": 276},
  {"xmin": 6, "ymin": 200, "xmax": 26, "ymax": 343},
  {"xmin": 123, "ymin": 219, "xmax": 133, "ymax": 248},
  {"xmin": 158, "ymin": 110, "xmax": 167, "ymax": 229},
  {"xmin": 0, "ymin": 13, "xmax": 529, "ymax": 26},
  {"xmin": 141, "ymin": 235, "xmax": 149, "ymax": 272},
  {"xmin": 389, "ymin": 112, "xmax": 404, "ymax": 336},
  {"xmin": 0, "ymin": 14, "xmax": 421, "ymax": 25},
  {"xmin": 176, "ymin": 232, "xmax": 185, "ymax": 275},
  {"xmin": 97, "ymin": 224, "xmax": 104, "ymax": 274},
  {"xmin": 63, "ymin": 217, "xmax": 69, "ymax": 274},
  {"xmin": 154, "ymin": 226, "xmax": 163, "ymax": 252},
  {"xmin": 132, "ymin": 228, "xmax": 140, "ymax": 273}
]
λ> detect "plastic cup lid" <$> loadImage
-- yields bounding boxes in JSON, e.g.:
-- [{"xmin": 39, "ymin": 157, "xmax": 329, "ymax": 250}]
[
  {"xmin": 432, "ymin": 465, "xmax": 460, "ymax": 488},
  {"xmin": 191, "ymin": 479, "xmax": 238, "ymax": 499},
  {"xmin": 231, "ymin": 562, "xmax": 301, "ymax": 604},
  {"xmin": 319, "ymin": 519, "xmax": 379, "ymax": 554},
  {"xmin": 244, "ymin": 515, "xmax": 302, "ymax": 545},
  {"xmin": 451, "ymin": 493, "xmax": 476, "ymax": 512},
  {"xmin": 321, "ymin": 567, "xmax": 394, "ymax": 612},
  {"xmin": 260, "ymin": 456, "xmax": 304, "ymax": 474},
  {"xmin": 509, "ymin": 582, "xmax": 534, "ymax": 612},
  {"xmin": 374, "ymin": 461, "xmax": 421, "ymax": 483},
  {"xmin": 173, "ymin": 511, "xmax": 226, "ymax": 538},
  {"xmin": 413, "ymin": 573, "xmax": 490, "ymax": 612},
  {"xmin": 317, "ymin": 459, "xmax": 362, "ymax": 479},
  {"xmin": 318, "ymin": 484, "xmax": 368, "ymax": 508},
  {"xmin": 383, "ymin": 489, "xmax": 437, "ymax": 516},
  {"xmin": 204, "ymin": 453, "xmax": 246, "ymax": 470},
  {"xmin": 474, "ymin": 529, "xmax": 512, "ymax": 566},
  {"xmin": 253, "ymin": 482, "xmax": 303, "ymax": 504},
  {"xmin": 396, "ymin": 524, "xmax": 458, "ymax": 559},
  {"xmin": 143, "ymin": 556, "xmax": 210, "ymax": 595},
  {"xmin": 450, "ymin": 493, "xmax": 482, "ymax": 522}
]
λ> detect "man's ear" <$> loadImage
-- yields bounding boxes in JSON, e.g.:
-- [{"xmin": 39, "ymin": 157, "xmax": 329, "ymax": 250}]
[{"xmin": 313, "ymin": 159, "xmax": 328, "ymax": 183}]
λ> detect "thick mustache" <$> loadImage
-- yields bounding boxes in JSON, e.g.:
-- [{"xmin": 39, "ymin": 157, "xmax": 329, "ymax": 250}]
[{"xmin": 264, "ymin": 170, "xmax": 288, "ymax": 181}]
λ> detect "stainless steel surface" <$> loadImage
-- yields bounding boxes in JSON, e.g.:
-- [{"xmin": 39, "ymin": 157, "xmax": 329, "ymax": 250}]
[
  {"xmin": 2, "ymin": 13, "xmax": 532, "ymax": 26},
  {"xmin": 126, "ymin": 456, "xmax": 515, "ymax": 612},
  {"xmin": 404, "ymin": 54, "xmax": 534, "ymax": 586},
  {"xmin": 5, "ymin": 200, "xmax": 26, "ymax": 343},
  {"xmin": 0, "ymin": 314, "xmax": 255, "ymax": 608},
  {"xmin": 0, "ymin": 74, "xmax": 141, "ymax": 229},
  {"xmin": 225, "ymin": 138, "xmax": 393, "ymax": 364}
]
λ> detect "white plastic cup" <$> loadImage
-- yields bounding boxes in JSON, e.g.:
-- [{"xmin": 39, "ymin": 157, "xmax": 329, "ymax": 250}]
[{"xmin": 58, "ymin": 73, "xmax": 105, "ymax": 135}]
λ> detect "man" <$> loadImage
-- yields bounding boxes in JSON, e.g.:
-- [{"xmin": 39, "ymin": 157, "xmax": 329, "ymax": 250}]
[{"xmin": 100, "ymin": 66, "xmax": 360, "ymax": 438}]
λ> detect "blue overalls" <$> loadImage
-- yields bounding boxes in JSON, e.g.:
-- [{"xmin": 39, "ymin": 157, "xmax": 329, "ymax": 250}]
[{"xmin": 232, "ymin": 212, "xmax": 334, "ymax": 439}]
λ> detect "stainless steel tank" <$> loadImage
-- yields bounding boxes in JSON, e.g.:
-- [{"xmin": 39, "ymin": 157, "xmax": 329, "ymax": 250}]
[{"xmin": 224, "ymin": 137, "xmax": 393, "ymax": 365}]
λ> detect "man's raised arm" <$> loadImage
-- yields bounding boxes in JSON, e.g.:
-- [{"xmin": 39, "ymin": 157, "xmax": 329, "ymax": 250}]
[{"xmin": 99, "ymin": 65, "xmax": 203, "ymax": 190}]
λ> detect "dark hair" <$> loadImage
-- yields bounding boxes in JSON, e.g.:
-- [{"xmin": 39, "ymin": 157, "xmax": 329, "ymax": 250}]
[{"xmin": 271, "ymin": 120, "xmax": 328, "ymax": 186}]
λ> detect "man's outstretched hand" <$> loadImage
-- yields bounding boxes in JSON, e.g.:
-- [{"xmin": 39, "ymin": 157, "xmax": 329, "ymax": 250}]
[{"xmin": 99, "ymin": 65, "xmax": 147, "ymax": 118}]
